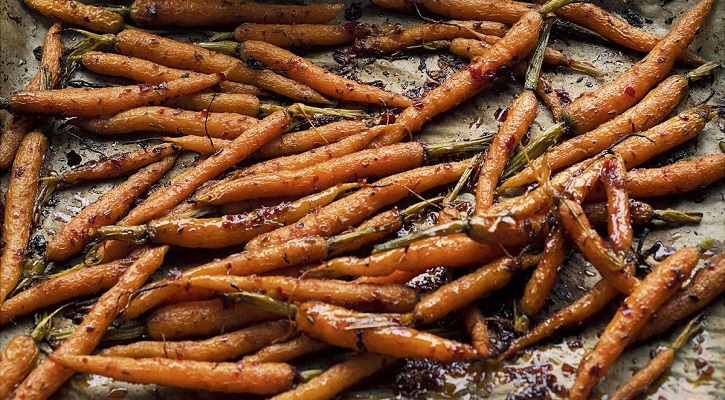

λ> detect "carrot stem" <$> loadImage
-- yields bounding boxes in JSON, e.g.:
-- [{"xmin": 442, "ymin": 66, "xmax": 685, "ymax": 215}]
[
  {"xmin": 502, "ymin": 122, "xmax": 565, "ymax": 179},
  {"xmin": 525, "ymin": 18, "xmax": 554, "ymax": 91}
]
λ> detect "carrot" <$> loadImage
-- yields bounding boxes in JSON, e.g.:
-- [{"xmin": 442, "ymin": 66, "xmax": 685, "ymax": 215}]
[
  {"xmin": 122, "ymin": 236, "xmax": 329, "ymax": 321},
  {"xmin": 570, "ymin": 247, "xmax": 700, "ymax": 400},
  {"xmin": 272, "ymin": 353, "xmax": 394, "ymax": 400},
  {"xmin": 101, "ymin": 320, "xmax": 293, "ymax": 361},
  {"xmin": 0, "ymin": 336, "xmax": 38, "ymax": 399},
  {"xmin": 353, "ymin": 21, "xmax": 509, "ymax": 55},
  {"xmin": 13, "ymin": 246, "xmax": 168, "ymax": 400},
  {"xmin": 502, "ymin": 278, "xmax": 620, "ymax": 359},
  {"xmin": 521, "ymin": 226, "xmax": 569, "ymax": 317},
  {"xmin": 610, "ymin": 317, "xmax": 702, "ymax": 400},
  {"xmin": 233, "ymin": 40, "xmax": 413, "ymax": 108},
  {"xmin": 102, "ymin": 183, "xmax": 358, "ymax": 249},
  {"xmin": 600, "ymin": 154, "xmax": 632, "ymax": 254},
  {"xmin": 0, "ymin": 132, "xmax": 46, "ymax": 303},
  {"xmin": 5, "ymin": 73, "xmax": 223, "ymax": 118},
  {"xmin": 169, "ymin": 275, "xmax": 418, "ymax": 313},
  {"xmin": 52, "ymin": 354, "xmax": 295, "ymax": 394},
  {"xmin": 253, "ymin": 120, "xmax": 369, "ymax": 159},
  {"xmin": 145, "ymin": 299, "xmax": 280, "ymax": 340},
  {"xmin": 560, "ymin": 0, "xmax": 714, "ymax": 135},
  {"xmin": 371, "ymin": 0, "xmax": 534, "ymax": 25},
  {"xmin": 0, "ymin": 257, "xmax": 137, "ymax": 325},
  {"xmin": 475, "ymin": 91, "xmax": 537, "ymax": 214},
  {"xmin": 582, "ymin": 200, "xmax": 702, "ymax": 227},
  {"xmin": 636, "ymin": 254, "xmax": 725, "ymax": 342},
  {"xmin": 235, "ymin": 22, "xmax": 375, "ymax": 48},
  {"xmin": 167, "ymin": 93, "xmax": 261, "ymax": 115},
  {"xmin": 81, "ymin": 51, "xmax": 261, "ymax": 95},
  {"xmin": 244, "ymin": 160, "xmax": 470, "ymax": 249},
  {"xmin": 0, "ymin": 22, "xmax": 62, "ymax": 171},
  {"xmin": 23, "ymin": 0, "xmax": 123, "ymax": 33},
  {"xmin": 296, "ymin": 301, "xmax": 478, "ymax": 362},
  {"xmin": 310, "ymin": 233, "xmax": 505, "ymax": 278},
  {"xmin": 460, "ymin": 305, "xmax": 498, "ymax": 358},
  {"xmin": 245, "ymin": 335, "xmax": 329, "ymax": 364},
  {"xmin": 130, "ymin": 0, "xmax": 344, "ymax": 27},
  {"xmin": 113, "ymin": 29, "xmax": 330, "ymax": 104},
  {"xmin": 198, "ymin": 138, "xmax": 489, "ymax": 205},
  {"xmin": 46, "ymin": 155, "xmax": 176, "ymax": 262}
]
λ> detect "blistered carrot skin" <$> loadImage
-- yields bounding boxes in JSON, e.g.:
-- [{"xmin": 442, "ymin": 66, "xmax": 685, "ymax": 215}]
[
  {"xmin": 24, "ymin": 0, "xmax": 123, "ymax": 33},
  {"xmin": 0, "ymin": 22, "xmax": 62, "ymax": 171},
  {"xmin": 253, "ymin": 120, "xmax": 368, "ymax": 159},
  {"xmin": 238, "ymin": 40, "xmax": 413, "ymax": 108},
  {"xmin": 296, "ymin": 301, "xmax": 479, "ymax": 362},
  {"xmin": 521, "ymin": 226, "xmax": 569, "ymax": 317},
  {"xmin": 81, "ymin": 51, "xmax": 261, "ymax": 95},
  {"xmin": 171, "ymin": 275, "xmax": 418, "ymax": 313},
  {"xmin": 560, "ymin": 0, "xmax": 714, "ymax": 135},
  {"xmin": 53, "ymin": 354, "xmax": 295, "ymax": 395},
  {"xmin": 475, "ymin": 91, "xmax": 537, "ymax": 214},
  {"xmin": 0, "ymin": 336, "xmax": 38, "ymax": 399},
  {"xmin": 245, "ymin": 160, "xmax": 469, "ymax": 249},
  {"xmin": 353, "ymin": 21, "xmax": 509, "ymax": 55},
  {"xmin": 601, "ymin": 154, "xmax": 632, "ymax": 254},
  {"xmin": 636, "ymin": 254, "xmax": 725, "ymax": 342},
  {"xmin": 0, "ymin": 257, "xmax": 136, "ymax": 325},
  {"xmin": 14, "ymin": 246, "xmax": 168, "ymax": 400},
  {"xmin": 272, "ymin": 353, "xmax": 395, "ymax": 400},
  {"xmin": 123, "ymin": 236, "xmax": 329, "ymax": 321},
  {"xmin": 130, "ymin": 0, "xmax": 344, "ymax": 28},
  {"xmin": 501, "ymin": 73, "xmax": 690, "ymax": 189},
  {"xmin": 570, "ymin": 247, "xmax": 700, "ymax": 400},
  {"xmin": 101, "ymin": 320, "xmax": 293, "ymax": 361},
  {"xmin": 0, "ymin": 132, "xmax": 46, "ymax": 303},
  {"xmin": 235, "ymin": 22, "xmax": 375, "ymax": 48},
  {"xmin": 113, "ymin": 30, "xmax": 330, "ymax": 104},
  {"xmin": 6, "ymin": 73, "xmax": 223, "ymax": 118},
  {"xmin": 46, "ymin": 156, "xmax": 177, "ymax": 262},
  {"xmin": 56, "ymin": 143, "xmax": 178, "ymax": 187}
]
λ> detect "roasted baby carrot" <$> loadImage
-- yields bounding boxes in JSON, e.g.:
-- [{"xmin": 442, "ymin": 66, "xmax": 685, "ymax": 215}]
[
  {"xmin": 0, "ymin": 335, "xmax": 38, "ymax": 399},
  {"xmin": 0, "ymin": 22, "xmax": 62, "ymax": 171},
  {"xmin": 521, "ymin": 226, "xmax": 569, "ymax": 317},
  {"xmin": 81, "ymin": 51, "xmax": 261, "ymax": 95},
  {"xmin": 130, "ymin": 0, "xmax": 344, "ymax": 27},
  {"xmin": 570, "ymin": 247, "xmax": 700, "ymax": 400},
  {"xmin": 168, "ymin": 93, "xmax": 261, "ymax": 115},
  {"xmin": 46, "ymin": 155, "xmax": 176, "ymax": 262},
  {"xmin": 234, "ymin": 22, "xmax": 375, "ymax": 48},
  {"xmin": 24, "ymin": 0, "xmax": 123, "ymax": 33},
  {"xmin": 620, "ymin": 153, "xmax": 725, "ymax": 199},
  {"xmin": 582, "ymin": 200, "xmax": 702, "ymax": 227},
  {"xmin": 460, "ymin": 305, "xmax": 498, "ymax": 358},
  {"xmin": 101, "ymin": 320, "xmax": 293, "ymax": 361},
  {"xmin": 74, "ymin": 106, "xmax": 258, "ymax": 139},
  {"xmin": 113, "ymin": 29, "xmax": 330, "ymax": 104},
  {"xmin": 0, "ymin": 132, "xmax": 46, "ymax": 303},
  {"xmin": 13, "ymin": 246, "xmax": 168, "ymax": 400},
  {"xmin": 53, "ymin": 354, "xmax": 295, "ymax": 394},
  {"xmin": 5, "ymin": 73, "xmax": 223, "ymax": 118},
  {"xmin": 600, "ymin": 154, "xmax": 632, "ymax": 254},
  {"xmin": 371, "ymin": 0, "xmax": 534, "ymax": 25},
  {"xmin": 245, "ymin": 335, "xmax": 329, "ymax": 364},
  {"xmin": 234, "ymin": 40, "xmax": 413, "ymax": 108},
  {"xmin": 253, "ymin": 120, "xmax": 368, "ymax": 159},
  {"xmin": 145, "ymin": 299, "xmax": 280, "ymax": 340},
  {"xmin": 272, "ymin": 353, "xmax": 394, "ymax": 400}
]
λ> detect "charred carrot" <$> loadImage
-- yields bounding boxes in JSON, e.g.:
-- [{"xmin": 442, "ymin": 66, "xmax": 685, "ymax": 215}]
[
  {"xmin": 145, "ymin": 299, "xmax": 280, "ymax": 340},
  {"xmin": 235, "ymin": 22, "xmax": 375, "ymax": 48},
  {"xmin": 0, "ymin": 22, "xmax": 62, "ymax": 171},
  {"xmin": 460, "ymin": 305, "xmax": 498, "ymax": 358},
  {"xmin": 0, "ymin": 132, "xmax": 46, "ymax": 303},
  {"xmin": 4, "ymin": 73, "xmax": 223, "ymax": 118},
  {"xmin": 0, "ymin": 335, "xmax": 38, "ymax": 399},
  {"xmin": 582, "ymin": 200, "xmax": 702, "ymax": 228},
  {"xmin": 272, "ymin": 353, "xmax": 394, "ymax": 400},
  {"xmin": 46, "ymin": 155, "xmax": 176, "ymax": 262},
  {"xmin": 570, "ymin": 247, "xmax": 700, "ymax": 400},
  {"xmin": 521, "ymin": 226, "xmax": 569, "ymax": 317},
  {"xmin": 112, "ymin": 29, "xmax": 330, "ymax": 104},
  {"xmin": 130, "ymin": 0, "xmax": 344, "ymax": 28},
  {"xmin": 600, "ymin": 154, "xmax": 632, "ymax": 254},
  {"xmin": 81, "ymin": 51, "xmax": 261, "ymax": 95},
  {"xmin": 24, "ymin": 0, "xmax": 123, "ymax": 33},
  {"xmin": 245, "ymin": 335, "xmax": 329, "ymax": 364},
  {"xmin": 13, "ymin": 246, "xmax": 168, "ymax": 400},
  {"xmin": 101, "ymin": 320, "xmax": 293, "ymax": 361},
  {"xmin": 220, "ymin": 40, "xmax": 413, "ymax": 108},
  {"xmin": 53, "ymin": 354, "xmax": 295, "ymax": 394},
  {"xmin": 636, "ymin": 254, "xmax": 725, "ymax": 342}
]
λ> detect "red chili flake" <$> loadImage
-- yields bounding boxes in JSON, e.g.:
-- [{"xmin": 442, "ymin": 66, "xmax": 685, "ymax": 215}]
[{"xmin": 624, "ymin": 86, "xmax": 636, "ymax": 97}]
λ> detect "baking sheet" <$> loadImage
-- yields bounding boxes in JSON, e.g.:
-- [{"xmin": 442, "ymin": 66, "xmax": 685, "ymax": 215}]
[{"xmin": 1, "ymin": 0, "xmax": 724, "ymax": 398}]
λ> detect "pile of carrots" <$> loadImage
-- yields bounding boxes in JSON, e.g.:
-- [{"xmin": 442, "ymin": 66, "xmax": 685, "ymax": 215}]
[{"xmin": 0, "ymin": 0, "xmax": 723, "ymax": 398}]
